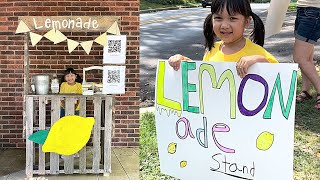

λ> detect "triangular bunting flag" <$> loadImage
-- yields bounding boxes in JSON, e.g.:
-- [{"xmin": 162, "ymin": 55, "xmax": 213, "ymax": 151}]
[
  {"xmin": 54, "ymin": 30, "xmax": 67, "ymax": 44},
  {"xmin": 107, "ymin": 21, "xmax": 120, "ymax": 35},
  {"xmin": 15, "ymin": 20, "xmax": 30, "ymax": 34},
  {"xmin": 80, "ymin": 41, "xmax": 93, "ymax": 55},
  {"xmin": 43, "ymin": 29, "xmax": 57, "ymax": 43},
  {"xmin": 29, "ymin": 32, "xmax": 43, "ymax": 46},
  {"xmin": 116, "ymin": 26, "xmax": 121, "ymax": 35},
  {"xmin": 67, "ymin": 39, "xmax": 79, "ymax": 53},
  {"xmin": 94, "ymin": 32, "xmax": 107, "ymax": 46}
]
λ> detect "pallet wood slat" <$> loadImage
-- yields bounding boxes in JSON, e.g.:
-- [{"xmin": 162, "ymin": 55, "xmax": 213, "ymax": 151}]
[
  {"xmin": 64, "ymin": 97, "xmax": 75, "ymax": 174},
  {"xmin": 25, "ymin": 95, "xmax": 113, "ymax": 177},
  {"xmin": 104, "ymin": 97, "xmax": 113, "ymax": 174},
  {"xmin": 26, "ymin": 97, "xmax": 34, "ymax": 178},
  {"xmin": 93, "ymin": 97, "xmax": 102, "ymax": 173},
  {"xmin": 23, "ymin": 33, "xmax": 29, "ymax": 139},
  {"xmin": 50, "ymin": 97, "xmax": 60, "ymax": 174},
  {"xmin": 38, "ymin": 97, "xmax": 46, "ymax": 175},
  {"xmin": 34, "ymin": 169, "xmax": 104, "ymax": 174},
  {"xmin": 79, "ymin": 97, "xmax": 87, "ymax": 174}
]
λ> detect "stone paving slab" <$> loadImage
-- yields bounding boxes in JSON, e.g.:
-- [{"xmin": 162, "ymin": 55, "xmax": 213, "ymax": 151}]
[{"xmin": 0, "ymin": 148, "xmax": 139, "ymax": 180}]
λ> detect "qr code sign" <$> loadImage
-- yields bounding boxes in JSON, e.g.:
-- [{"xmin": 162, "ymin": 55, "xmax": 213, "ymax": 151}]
[
  {"xmin": 107, "ymin": 70, "xmax": 120, "ymax": 83},
  {"xmin": 108, "ymin": 40, "xmax": 121, "ymax": 53}
]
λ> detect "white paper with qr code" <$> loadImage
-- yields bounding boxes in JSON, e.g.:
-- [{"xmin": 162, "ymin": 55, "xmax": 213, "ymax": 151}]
[
  {"xmin": 103, "ymin": 35, "xmax": 127, "ymax": 64},
  {"xmin": 103, "ymin": 66, "xmax": 126, "ymax": 94}
]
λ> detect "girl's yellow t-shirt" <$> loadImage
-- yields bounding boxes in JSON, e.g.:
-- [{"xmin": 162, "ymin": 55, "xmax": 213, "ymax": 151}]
[
  {"xmin": 60, "ymin": 82, "xmax": 82, "ymax": 110},
  {"xmin": 203, "ymin": 38, "xmax": 278, "ymax": 63}
]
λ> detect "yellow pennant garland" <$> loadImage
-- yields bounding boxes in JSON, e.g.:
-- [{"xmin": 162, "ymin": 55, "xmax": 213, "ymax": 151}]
[
  {"xmin": 94, "ymin": 32, "xmax": 107, "ymax": 46},
  {"xmin": 43, "ymin": 29, "xmax": 67, "ymax": 44},
  {"xmin": 107, "ymin": 21, "xmax": 121, "ymax": 35},
  {"xmin": 80, "ymin": 41, "xmax": 94, "ymax": 55},
  {"xmin": 29, "ymin": 32, "xmax": 43, "ymax": 46},
  {"xmin": 43, "ymin": 28, "xmax": 57, "ymax": 43},
  {"xmin": 54, "ymin": 29, "xmax": 67, "ymax": 44},
  {"xmin": 16, "ymin": 20, "xmax": 30, "ymax": 34},
  {"xmin": 15, "ymin": 20, "xmax": 121, "ymax": 53},
  {"xmin": 67, "ymin": 39, "xmax": 80, "ymax": 53}
]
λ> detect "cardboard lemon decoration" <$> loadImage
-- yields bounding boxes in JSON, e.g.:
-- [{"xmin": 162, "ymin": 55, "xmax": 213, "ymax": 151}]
[{"xmin": 31, "ymin": 116, "xmax": 95, "ymax": 155}]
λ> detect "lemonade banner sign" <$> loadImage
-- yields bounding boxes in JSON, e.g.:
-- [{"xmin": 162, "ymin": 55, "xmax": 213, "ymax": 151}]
[{"xmin": 155, "ymin": 61, "xmax": 298, "ymax": 180}]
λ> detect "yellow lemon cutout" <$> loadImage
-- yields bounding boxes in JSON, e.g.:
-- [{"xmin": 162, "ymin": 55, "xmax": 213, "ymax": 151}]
[
  {"xmin": 168, "ymin": 142, "xmax": 177, "ymax": 154},
  {"xmin": 256, "ymin": 131, "xmax": 274, "ymax": 151},
  {"xmin": 42, "ymin": 116, "xmax": 94, "ymax": 155},
  {"xmin": 180, "ymin": 160, "xmax": 187, "ymax": 168}
]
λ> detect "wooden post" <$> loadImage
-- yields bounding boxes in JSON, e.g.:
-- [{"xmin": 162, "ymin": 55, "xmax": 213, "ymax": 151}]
[
  {"xmin": 104, "ymin": 96, "xmax": 113, "ymax": 175},
  {"xmin": 23, "ymin": 33, "xmax": 29, "ymax": 138},
  {"xmin": 93, "ymin": 97, "xmax": 102, "ymax": 174},
  {"xmin": 79, "ymin": 97, "xmax": 87, "ymax": 174},
  {"xmin": 38, "ymin": 97, "xmax": 46, "ymax": 175},
  {"xmin": 26, "ymin": 96, "xmax": 34, "ymax": 178},
  {"xmin": 64, "ymin": 97, "xmax": 75, "ymax": 174},
  {"xmin": 50, "ymin": 96, "xmax": 60, "ymax": 174}
]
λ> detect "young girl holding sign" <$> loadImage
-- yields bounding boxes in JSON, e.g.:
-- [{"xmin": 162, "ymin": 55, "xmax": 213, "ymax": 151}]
[{"xmin": 169, "ymin": 0, "xmax": 278, "ymax": 77}]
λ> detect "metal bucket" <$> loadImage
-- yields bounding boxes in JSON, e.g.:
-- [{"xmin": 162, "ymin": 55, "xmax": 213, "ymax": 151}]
[{"xmin": 33, "ymin": 74, "xmax": 50, "ymax": 95}]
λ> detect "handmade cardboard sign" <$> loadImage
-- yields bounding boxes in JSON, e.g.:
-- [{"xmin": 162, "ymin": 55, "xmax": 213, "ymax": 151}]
[{"xmin": 155, "ymin": 61, "xmax": 298, "ymax": 180}]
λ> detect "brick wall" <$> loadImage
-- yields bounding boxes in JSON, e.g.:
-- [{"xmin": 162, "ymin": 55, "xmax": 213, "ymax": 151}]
[{"xmin": 0, "ymin": 0, "xmax": 140, "ymax": 148}]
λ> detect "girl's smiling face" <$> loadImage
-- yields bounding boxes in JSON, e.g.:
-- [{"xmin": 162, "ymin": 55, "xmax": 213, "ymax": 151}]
[
  {"xmin": 212, "ymin": 6, "xmax": 251, "ymax": 46},
  {"xmin": 65, "ymin": 73, "xmax": 76, "ymax": 85}
]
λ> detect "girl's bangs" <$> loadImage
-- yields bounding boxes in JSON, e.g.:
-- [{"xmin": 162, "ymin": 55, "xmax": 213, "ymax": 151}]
[{"xmin": 211, "ymin": 0, "xmax": 250, "ymax": 17}]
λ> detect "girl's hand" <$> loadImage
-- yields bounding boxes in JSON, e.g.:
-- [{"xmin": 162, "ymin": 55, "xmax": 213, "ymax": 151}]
[
  {"xmin": 236, "ymin": 55, "xmax": 268, "ymax": 78},
  {"xmin": 168, "ymin": 54, "xmax": 191, "ymax": 71}
]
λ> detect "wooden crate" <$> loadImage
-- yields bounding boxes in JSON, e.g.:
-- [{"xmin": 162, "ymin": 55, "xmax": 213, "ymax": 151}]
[{"xmin": 25, "ymin": 95, "xmax": 114, "ymax": 178}]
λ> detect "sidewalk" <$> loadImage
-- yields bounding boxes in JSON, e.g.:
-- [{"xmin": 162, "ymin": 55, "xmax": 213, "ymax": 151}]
[{"xmin": 0, "ymin": 148, "xmax": 139, "ymax": 180}]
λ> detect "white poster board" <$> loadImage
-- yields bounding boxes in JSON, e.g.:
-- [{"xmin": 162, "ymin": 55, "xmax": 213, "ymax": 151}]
[
  {"xmin": 103, "ymin": 35, "xmax": 127, "ymax": 64},
  {"xmin": 155, "ymin": 61, "xmax": 298, "ymax": 180},
  {"xmin": 103, "ymin": 66, "xmax": 126, "ymax": 94}
]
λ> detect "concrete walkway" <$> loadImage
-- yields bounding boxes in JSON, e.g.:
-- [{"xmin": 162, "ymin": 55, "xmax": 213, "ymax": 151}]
[{"xmin": 0, "ymin": 148, "xmax": 139, "ymax": 180}]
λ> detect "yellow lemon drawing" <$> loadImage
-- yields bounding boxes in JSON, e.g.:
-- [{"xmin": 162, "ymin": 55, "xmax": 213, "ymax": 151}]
[
  {"xmin": 256, "ymin": 131, "xmax": 274, "ymax": 151},
  {"xmin": 180, "ymin": 160, "xmax": 187, "ymax": 168},
  {"xmin": 167, "ymin": 142, "xmax": 177, "ymax": 154},
  {"xmin": 42, "ymin": 116, "xmax": 95, "ymax": 155}
]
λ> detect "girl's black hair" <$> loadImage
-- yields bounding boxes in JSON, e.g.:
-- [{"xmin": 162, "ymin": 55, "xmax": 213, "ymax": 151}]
[
  {"xmin": 61, "ymin": 68, "xmax": 82, "ymax": 84},
  {"xmin": 204, "ymin": 0, "xmax": 265, "ymax": 51}
]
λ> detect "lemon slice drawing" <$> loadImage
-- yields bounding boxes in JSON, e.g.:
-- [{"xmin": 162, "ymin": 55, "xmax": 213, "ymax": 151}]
[
  {"xmin": 256, "ymin": 131, "xmax": 274, "ymax": 151},
  {"xmin": 168, "ymin": 142, "xmax": 177, "ymax": 154},
  {"xmin": 180, "ymin": 160, "xmax": 187, "ymax": 168}
]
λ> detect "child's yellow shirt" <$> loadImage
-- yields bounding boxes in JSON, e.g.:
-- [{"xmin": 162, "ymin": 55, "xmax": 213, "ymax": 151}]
[
  {"xmin": 60, "ymin": 82, "xmax": 82, "ymax": 110},
  {"xmin": 203, "ymin": 38, "xmax": 278, "ymax": 63}
]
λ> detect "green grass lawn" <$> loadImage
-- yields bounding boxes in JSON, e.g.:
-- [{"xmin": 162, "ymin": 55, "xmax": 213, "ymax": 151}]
[
  {"xmin": 288, "ymin": 2, "xmax": 297, "ymax": 12},
  {"xmin": 140, "ymin": 70, "xmax": 320, "ymax": 180}
]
